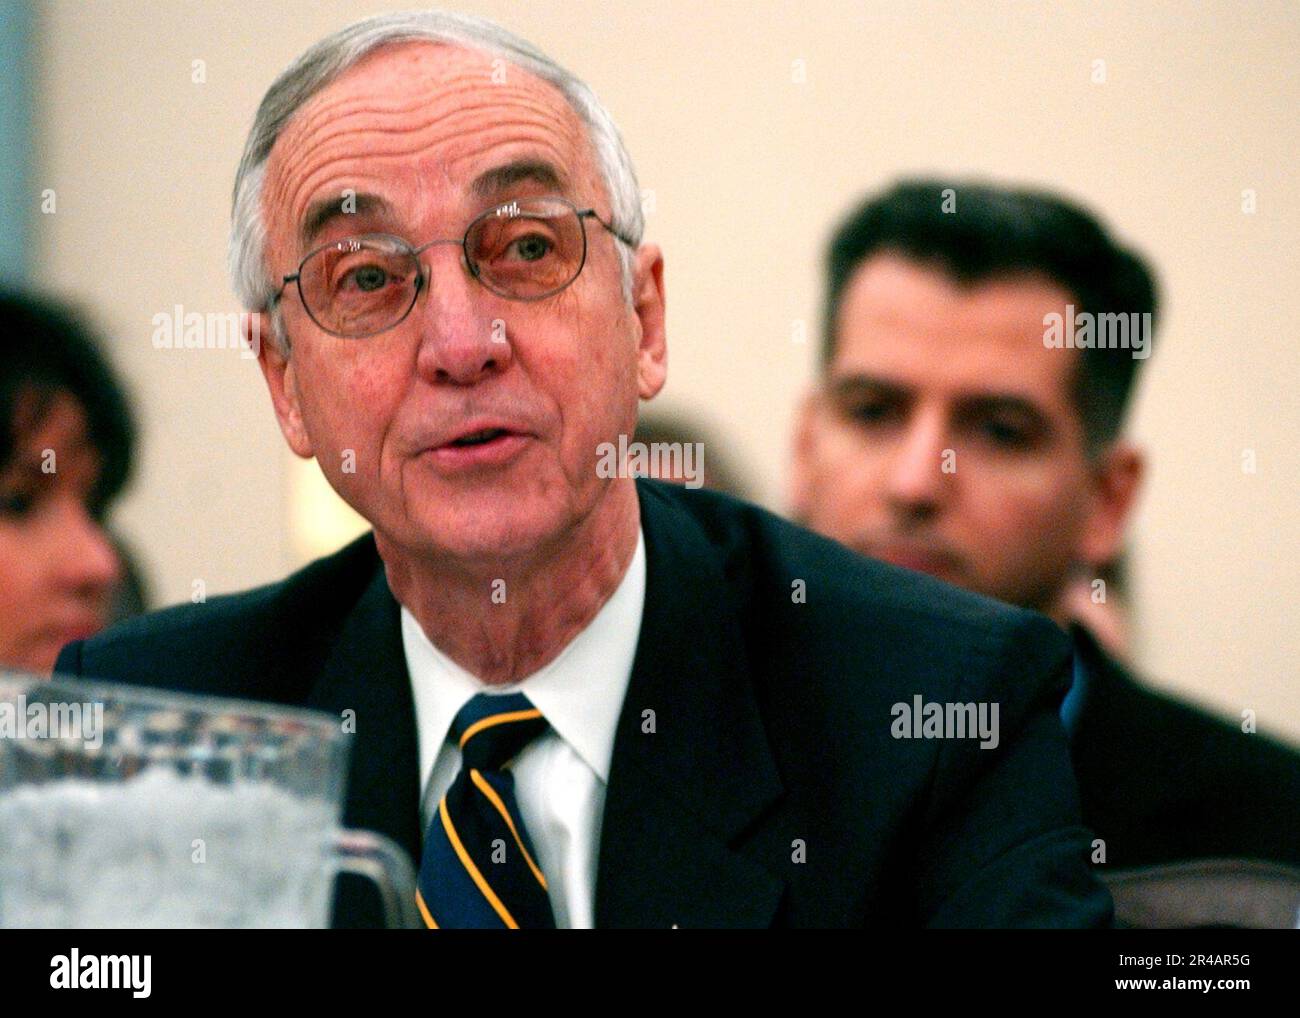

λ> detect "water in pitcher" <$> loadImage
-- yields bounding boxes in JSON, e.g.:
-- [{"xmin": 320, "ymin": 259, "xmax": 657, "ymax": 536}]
[{"xmin": 0, "ymin": 768, "xmax": 338, "ymax": 928}]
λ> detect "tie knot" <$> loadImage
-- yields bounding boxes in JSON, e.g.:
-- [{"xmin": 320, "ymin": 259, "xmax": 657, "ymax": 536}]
[{"xmin": 451, "ymin": 692, "xmax": 548, "ymax": 772}]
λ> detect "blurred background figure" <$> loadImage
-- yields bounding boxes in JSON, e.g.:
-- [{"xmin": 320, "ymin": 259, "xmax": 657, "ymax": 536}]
[
  {"xmin": 789, "ymin": 179, "xmax": 1300, "ymax": 877},
  {"xmin": 790, "ymin": 180, "xmax": 1151, "ymax": 629},
  {"xmin": 1061, "ymin": 555, "xmax": 1133, "ymax": 664},
  {"xmin": 0, "ymin": 292, "xmax": 140, "ymax": 674},
  {"xmin": 632, "ymin": 414, "xmax": 751, "ymax": 500},
  {"xmin": 104, "ymin": 534, "xmax": 151, "ymax": 627}
]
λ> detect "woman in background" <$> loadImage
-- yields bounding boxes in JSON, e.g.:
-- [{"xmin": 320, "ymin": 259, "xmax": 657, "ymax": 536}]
[{"xmin": 0, "ymin": 292, "xmax": 136, "ymax": 674}]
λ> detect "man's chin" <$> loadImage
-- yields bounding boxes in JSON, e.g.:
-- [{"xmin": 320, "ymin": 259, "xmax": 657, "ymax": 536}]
[{"xmin": 380, "ymin": 498, "xmax": 568, "ymax": 565}]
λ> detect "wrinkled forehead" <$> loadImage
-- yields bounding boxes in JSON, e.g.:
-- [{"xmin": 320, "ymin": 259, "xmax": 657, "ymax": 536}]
[{"xmin": 262, "ymin": 40, "xmax": 600, "ymax": 256}]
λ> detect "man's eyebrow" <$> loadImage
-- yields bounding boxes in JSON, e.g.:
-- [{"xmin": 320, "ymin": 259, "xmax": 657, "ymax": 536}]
[
  {"xmin": 299, "ymin": 192, "xmax": 393, "ymax": 248},
  {"xmin": 470, "ymin": 159, "xmax": 568, "ymax": 199},
  {"xmin": 957, "ymin": 393, "xmax": 1048, "ymax": 418},
  {"xmin": 955, "ymin": 393, "xmax": 1055, "ymax": 435},
  {"xmin": 827, "ymin": 374, "xmax": 912, "ymax": 401},
  {"xmin": 829, "ymin": 375, "xmax": 1053, "ymax": 423}
]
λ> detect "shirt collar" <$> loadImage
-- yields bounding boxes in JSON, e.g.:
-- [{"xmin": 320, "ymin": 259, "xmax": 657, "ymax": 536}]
[
  {"xmin": 1060, "ymin": 625, "xmax": 1097, "ymax": 739},
  {"xmin": 399, "ymin": 527, "xmax": 646, "ymax": 783}
]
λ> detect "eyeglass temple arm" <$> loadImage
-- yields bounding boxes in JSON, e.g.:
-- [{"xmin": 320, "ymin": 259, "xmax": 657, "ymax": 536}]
[
  {"xmin": 580, "ymin": 209, "xmax": 637, "ymax": 249},
  {"xmin": 266, "ymin": 273, "xmax": 300, "ymax": 311}
]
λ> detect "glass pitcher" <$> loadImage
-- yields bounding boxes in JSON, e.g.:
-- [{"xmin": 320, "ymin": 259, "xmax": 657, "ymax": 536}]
[{"xmin": 0, "ymin": 672, "xmax": 418, "ymax": 928}]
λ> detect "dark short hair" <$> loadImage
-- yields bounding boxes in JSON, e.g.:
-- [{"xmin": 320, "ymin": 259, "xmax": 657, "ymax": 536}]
[
  {"xmin": 822, "ymin": 179, "xmax": 1159, "ymax": 449},
  {"xmin": 0, "ymin": 292, "xmax": 135, "ymax": 516}
]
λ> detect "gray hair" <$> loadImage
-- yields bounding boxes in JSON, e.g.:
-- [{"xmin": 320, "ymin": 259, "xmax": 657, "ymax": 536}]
[{"xmin": 228, "ymin": 9, "xmax": 645, "ymax": 352}]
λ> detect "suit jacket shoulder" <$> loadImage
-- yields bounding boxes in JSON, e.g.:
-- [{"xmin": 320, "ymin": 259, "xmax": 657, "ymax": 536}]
[
  {"xmin": 1071, "ymin": 626, "xmax": 1300, "ymax": 868},
  {"xmin": 641, "ymin": 479, "xmax": 1075, "ymax": 733},
  {"xmin": 55, "ymin": 533, "xmax": 384, "ymax": 704}
]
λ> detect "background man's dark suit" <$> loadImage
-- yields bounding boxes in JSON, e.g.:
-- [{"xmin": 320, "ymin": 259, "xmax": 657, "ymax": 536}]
[
  {"xmin": 56, "ymin": 480, "xmax": 1111, "ymax": 927},
  {"xmin": 1070, "ymin": 626, "xmax": 1300, "ymax": 870}
]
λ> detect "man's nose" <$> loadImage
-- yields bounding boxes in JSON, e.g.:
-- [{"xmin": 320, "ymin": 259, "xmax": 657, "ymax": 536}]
[
  {"xmin": 413, "ymin": 245, "xmax": 513, "ymax": 386},
  {"xmin": 51, "ymin": 500, "xmax": 122, "ymax": 595},
  {"xmin": 884, "ymin": 412, "xmax": 951, "ymax": 517}
]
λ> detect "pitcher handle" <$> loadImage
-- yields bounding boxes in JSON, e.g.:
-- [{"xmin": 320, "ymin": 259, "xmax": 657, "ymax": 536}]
[{"xmin": 331, "ymin": 828, "xmax": 421, "ymax": 929}]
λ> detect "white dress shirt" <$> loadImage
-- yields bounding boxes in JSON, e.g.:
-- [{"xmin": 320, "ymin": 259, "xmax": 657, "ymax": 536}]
[{"xmin": 399, "ymin": 528, "xmax": 646, "ymax": 929}]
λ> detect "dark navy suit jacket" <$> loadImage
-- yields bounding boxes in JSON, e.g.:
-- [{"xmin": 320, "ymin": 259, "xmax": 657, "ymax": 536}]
[
  {"xmin": 1071, "ymin": 626, "xmax": 1300, "ymax": 870},
  {"xmin": 56, "ymin": 480, "xmax": 1112, "ymax": 927}
]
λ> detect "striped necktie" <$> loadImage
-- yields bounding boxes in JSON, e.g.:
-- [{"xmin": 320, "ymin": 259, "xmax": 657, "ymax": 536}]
[{"xmin": 416, "ymin": 692, "xmax": 556, "ymax": 929}]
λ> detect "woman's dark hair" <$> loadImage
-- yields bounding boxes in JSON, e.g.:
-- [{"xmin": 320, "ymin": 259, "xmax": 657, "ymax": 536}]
[{"xmin": 0, "ymin": 292, "xmax": 135, "ymax": 516}]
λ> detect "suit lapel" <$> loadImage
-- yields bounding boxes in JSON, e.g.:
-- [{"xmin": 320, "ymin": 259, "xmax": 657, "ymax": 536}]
[
  {"xmin": 595, "ymin": 482, "xmax": 786, "ymax": 928},
  {"xmin": 306, "ymin": 561, "xmax": 423, "ymax": 870}
]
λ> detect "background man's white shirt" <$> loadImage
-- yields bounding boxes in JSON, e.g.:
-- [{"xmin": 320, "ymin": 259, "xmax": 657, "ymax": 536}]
[{"xmin": 399, "ymin": 529, "xmax": 646, "ymax": 928}]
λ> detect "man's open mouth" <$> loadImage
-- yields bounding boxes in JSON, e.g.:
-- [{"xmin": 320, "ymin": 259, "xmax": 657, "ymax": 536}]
[{"xmin": 447, "ymin": 428, "xmax": 511, "ymax": 447}]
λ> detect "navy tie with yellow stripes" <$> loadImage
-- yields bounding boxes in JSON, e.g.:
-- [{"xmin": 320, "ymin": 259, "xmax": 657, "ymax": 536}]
[{"xmin": 416, "ymin": 692, "xmax": 556, "ymax": 929}]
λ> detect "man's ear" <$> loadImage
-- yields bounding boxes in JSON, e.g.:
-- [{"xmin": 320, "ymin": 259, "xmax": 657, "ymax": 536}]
[
  {"xmin": 787, "ymin": 388, "xmax": 821, "ymax": 519},
  {"xmin": 250, "ymin": 313, "xmax": 314, "ymax": 459},
  {"xmin": 1078, "ymin": 440, "xmax": 1145, "ymax": 567},
  {"xmin": 630, "ymin": 243, "xmax": 667, "ymax": 400}
]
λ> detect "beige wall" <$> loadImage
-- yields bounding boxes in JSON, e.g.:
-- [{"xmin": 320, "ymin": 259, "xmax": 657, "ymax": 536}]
[{"xmin": 32, "ymin": 1, "xmax": 1300, "ymax": 743}]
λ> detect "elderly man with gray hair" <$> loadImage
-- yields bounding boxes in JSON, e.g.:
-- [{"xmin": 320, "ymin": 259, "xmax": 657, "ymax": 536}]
[{"xmin": 57, "ymin": 10, "xmax": 1111, "ymax": 929}]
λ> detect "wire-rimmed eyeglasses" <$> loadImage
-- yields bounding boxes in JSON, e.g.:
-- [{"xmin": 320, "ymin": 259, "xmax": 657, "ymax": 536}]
[{"xmin": 268, "ymin": 195, "xmax": 635, "ymax": 339}]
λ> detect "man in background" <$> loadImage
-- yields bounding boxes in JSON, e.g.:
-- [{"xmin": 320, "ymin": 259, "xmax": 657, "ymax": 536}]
[{"xmin": 790, "ymin": 179, "xmax": 1300, "ymax": 872}]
